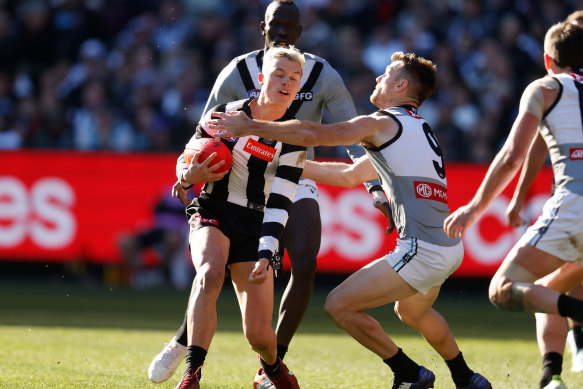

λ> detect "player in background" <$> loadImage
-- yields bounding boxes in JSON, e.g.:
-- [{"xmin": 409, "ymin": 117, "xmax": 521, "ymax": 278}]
[
  {"xmin": 148, "ymin": 1, "xmax": 392, "ymax": 386},
  {"xmin": 444, "ymin": 21, "xmax": 583, "ymax": 388},
  {"xmin": 504, "ymin": 11, "xmax": 583, "ymax": 389},
  {"xmin": 208, "ymin": 51, "xmax": 491, "ymax": 389},
  {"xmin": 171, "ymin": 46, "xmax": 306, "ymax": 389}
]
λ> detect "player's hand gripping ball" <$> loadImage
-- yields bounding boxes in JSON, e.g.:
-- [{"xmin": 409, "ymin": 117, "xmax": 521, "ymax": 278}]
[{"xmin": 185, "ymin": 138, "xmax": 233, "ymax": 174}]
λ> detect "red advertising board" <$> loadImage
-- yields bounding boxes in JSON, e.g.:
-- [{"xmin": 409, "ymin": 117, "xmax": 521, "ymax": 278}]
[
  {"xmin": 0, "ymin": 151, "xmax": 177, "ymax": 263},
  {"xmin": 0, "ymin": 151, "xmax": 553, "ymax": 276}
]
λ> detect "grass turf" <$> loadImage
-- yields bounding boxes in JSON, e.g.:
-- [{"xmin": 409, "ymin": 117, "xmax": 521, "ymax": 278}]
[{"xmin": 0, "ymin": 275, "xmax": 576, "ymax": 388}]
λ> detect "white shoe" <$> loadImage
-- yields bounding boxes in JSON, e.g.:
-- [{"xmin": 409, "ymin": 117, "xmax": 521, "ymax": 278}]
[
  {"xmin": 566, "ymin": 329, "xmax": 583, "ymax": 372},
  {"xmin": 148, "ymin": 336, "xmax": 187, "ymax": 383}
]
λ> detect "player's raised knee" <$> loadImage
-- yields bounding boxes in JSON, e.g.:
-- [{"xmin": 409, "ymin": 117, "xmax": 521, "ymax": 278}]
[
  {"xmin": 324, "ymin": 291, "xmax": 344, "ymax": 323},
  {"xmin": 393, "ymin": 303, "xmax": 417, "ymax": 327},
  {"xmin": 489, "ymin": 277, "xmax": 529, "ymax": 312}
]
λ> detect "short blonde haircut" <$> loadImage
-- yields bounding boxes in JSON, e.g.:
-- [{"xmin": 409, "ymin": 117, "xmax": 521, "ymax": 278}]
[{"xmin": 263, "ymin": 45, "xmax": 305, "ymax": 72}]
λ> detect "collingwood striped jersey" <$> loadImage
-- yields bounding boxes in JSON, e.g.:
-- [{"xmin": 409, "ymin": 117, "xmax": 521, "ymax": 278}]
[
  {"xmin": 364, "ymin": 106, "xmax": 459, "ymax": 247},
  {"xmin": 202, "ymin": 49, "xmax": 381, "ymax": 191},
  {"xmin": 540, "ymin": 73, "xmax": 583, "ymax": 196},
  {"xmin": 177, "ymin": 99, "xmax": 306, "ymax": 262}
]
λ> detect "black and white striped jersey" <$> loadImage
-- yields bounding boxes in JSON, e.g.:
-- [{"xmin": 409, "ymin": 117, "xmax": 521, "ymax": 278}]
[
  {"xmin": 177, "ymin": 98, "xmax": 307, "ymax": 262},
  {"xmin": 201, "ymin": 49, "xmax": 381, "ymax": 192}
]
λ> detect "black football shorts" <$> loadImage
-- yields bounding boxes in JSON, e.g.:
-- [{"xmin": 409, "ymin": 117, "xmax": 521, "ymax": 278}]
[{"xmin": 186, "ymin": 196, "xmax": 263, "ymax": 264}]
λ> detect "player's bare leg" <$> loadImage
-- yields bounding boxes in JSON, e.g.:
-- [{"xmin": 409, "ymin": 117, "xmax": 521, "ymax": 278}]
[
  {"xmin": 325, "ymin": 258, "xmax": 415, "ymax": 358},
  {"xmin": 174, "ymin": 227, "xmax": 229, "ymax": 388},
  {"xmin": 186, "ymin": 227, "xmax": 229, "ymax": 350},
  {"xmin": 276, "ymin": 198, "xmax": 320, "ymax": 352},
  {"xmin": 231, "ymin": 261, "xmax": 277, "ymax": 361},
  {"xmin": 395, "ymin": 286, "xmax": 459, "ymax": 359},
  {"xmin": 489, "ymin": 243, "xmax": 583, "ymax": 318},
  {"xmin": 396, "ymin": 285, "xmax": 490, "ymax": 388},
  {"xmin": 325, "ymin": 258, "xmax": 437, "ymax": 387},
  {"xmin": 231, "ymin": 261, "xmax": 299, "ymax": 389},
  {"xmin": 535, "ymin": 263, "xmax": 583, "ymax": 388}
]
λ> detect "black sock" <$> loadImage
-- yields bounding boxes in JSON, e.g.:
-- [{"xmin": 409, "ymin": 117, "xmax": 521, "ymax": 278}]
[
  {"xmin": 540, "ymin": 352, "xmax": 562, "ymax": 389},
  {"xmin": 260, "ymin": 357, "xmax": 282, "ymax": 378},
  {"xmin": 445, "ymin": 352, "xmax": 474, "ymax": 387},
  {"xmin": 557, "ymin": 294, "xmax": 583, "ymax": 322},
  {"xmin": 185, "ymin": 345, "xmax": 207, "ymax": 377},
  {"xmin": 277, "ymin": 344, "xmax": 288, "ymax": 361},
  {"xmin": 383, "ymin": 348, "xmax": 420, "ymax": 383},
  {"xmin": 176, "ymin": 312, "xmax": 188, "ymax": 347},
  {"xmin": 572, "ymin": 325, "xmax": 583, "ymax": 349}
]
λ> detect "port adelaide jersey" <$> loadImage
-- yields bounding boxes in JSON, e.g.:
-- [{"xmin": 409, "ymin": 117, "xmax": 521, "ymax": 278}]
[
  {"xmin": 177, "ymin": 98, "xmax": 307, "ymax": 261},
  {"xmin": 541, "ymin": 72, "xmax": 583, "ymax": 196},
  {"xmin": 364, "ymin": 106, "xmax": 459, "ymax": 247}
]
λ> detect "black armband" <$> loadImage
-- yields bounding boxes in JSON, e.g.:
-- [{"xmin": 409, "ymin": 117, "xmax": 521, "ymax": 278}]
[
  {"xmin": 258, "ymin": 249, "xmax": 283, "ymax": 277},
  {"xmin": 258, "ymin": 249, "xmax": 273, "ymax": 267}
]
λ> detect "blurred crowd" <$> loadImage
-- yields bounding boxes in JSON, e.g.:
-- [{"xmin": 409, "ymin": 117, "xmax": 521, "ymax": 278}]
[{"xmin": 0, "ymin": 0, "xmax": 580, "ymax": 161}]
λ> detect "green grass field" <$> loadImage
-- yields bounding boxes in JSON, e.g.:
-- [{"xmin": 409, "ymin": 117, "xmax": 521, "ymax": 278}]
[{"xmin": 0, "ymin": 275, "xmax": 578, "ymax": 388}]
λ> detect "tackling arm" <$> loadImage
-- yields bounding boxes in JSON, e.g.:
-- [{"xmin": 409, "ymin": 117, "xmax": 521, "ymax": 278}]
[
  {"xmin": 207, "ymin": 111, "xmax": 383, "ymax": 148},
  {"xmin": 301, "ymin": 156, "xmax": 378, "ymax": 188}
]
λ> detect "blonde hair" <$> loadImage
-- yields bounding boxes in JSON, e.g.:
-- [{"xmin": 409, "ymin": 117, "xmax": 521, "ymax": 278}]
[
  {"xmin": 263, "ymin": 45, "xmax": 305, "ymax": 72},
  {"xmin": 565, "ymin": 10, "xmax": 583, "ymax": 26}
]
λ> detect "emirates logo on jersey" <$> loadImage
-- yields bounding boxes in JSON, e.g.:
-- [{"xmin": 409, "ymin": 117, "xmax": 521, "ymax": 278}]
[
  {"xmin": 244, "ymin": 138, "xmax": 276, "ymax": 162},
  {"xmin": 414, "ymin": 181, "xmax": 448, "ymax": 204},
  {"xmin": 570, "ymin": 148, "xmax": 583, "ymax": 160}
]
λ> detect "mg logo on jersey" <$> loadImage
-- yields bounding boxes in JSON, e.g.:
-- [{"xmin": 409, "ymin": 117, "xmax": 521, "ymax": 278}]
[
  {"xmin": 294, "ymin": 91, "xmax": 313, "ymax": 101},
  {"xmin": 414, "ymin": 181, "xmax": 448, "ymax": 204},
  {"xmin": 570, "ymin": 148, "xmax": 583, "ymax": 160},
  {"xmin": 416, "ymin": 183, "xmax": 432, "ymax": 198},
  {"xmin": 244, "ymin": 138, "xmax": 276, "ymax": 162},
  {"xmin": 248, "ymin": 89, "xmax": 261, "ymax": 99}
]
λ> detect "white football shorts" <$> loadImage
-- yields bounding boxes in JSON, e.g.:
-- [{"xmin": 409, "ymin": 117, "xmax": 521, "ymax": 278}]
[
  {"xmin": 519, "ymin": 190, "xmax": 583, "ymax": 262},
  {"xmin": 294, "ymin": 177, "xmax": 319, "ymax": 202},
  {"xmin": 384, "ymin": 238, "xmax": 464, "ymax": 294}
]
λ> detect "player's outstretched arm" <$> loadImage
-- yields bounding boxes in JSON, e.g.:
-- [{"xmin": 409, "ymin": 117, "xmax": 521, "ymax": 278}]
[
  {"xmin": 506, "ymin": 132, "xmax": 548, "ymax": 227},
  {"xmin": 302, "ymin": 156, "xmax": 377, "ymax": 188},
  {"xmin": 444, "ymin": 110, "xmax": 540, "ymax": 239},
  {"xmin": 207, "ymin": 111, "xmax": 381, "ymax": 147}
]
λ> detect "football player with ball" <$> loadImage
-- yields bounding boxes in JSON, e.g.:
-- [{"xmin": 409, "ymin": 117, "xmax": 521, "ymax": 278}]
[
  {"xmin": 169, "ymin": 46, "xmax": 306, "ymax": 389},
  {"xmin": 150, "ymin": 1, "xmax": 390, "ymax": 388}
]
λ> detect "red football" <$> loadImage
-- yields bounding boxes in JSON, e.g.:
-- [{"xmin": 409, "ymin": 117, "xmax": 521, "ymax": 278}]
[{"xmin": 184, "ymin": 137, "xmax": 233, "ymax": 174}]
